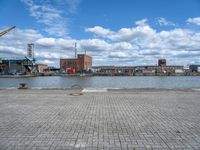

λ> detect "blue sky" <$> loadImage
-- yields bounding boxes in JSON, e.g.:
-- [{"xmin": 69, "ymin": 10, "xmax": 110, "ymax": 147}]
[{"xmin": 0, "ymin": 0, "xmax": 200, "ymax": 66}]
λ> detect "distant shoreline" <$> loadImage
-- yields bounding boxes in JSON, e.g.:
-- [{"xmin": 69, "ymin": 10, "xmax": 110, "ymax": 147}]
[{"xmin": 0, "ymin": 73, "xmax": 200, "ymax": 78}]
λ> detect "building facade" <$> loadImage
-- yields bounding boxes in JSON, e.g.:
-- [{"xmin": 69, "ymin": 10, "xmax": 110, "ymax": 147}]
[
  {"xmin": 35, "ymin": 64, "xmax": 48, "ymax": 72},
  {"xmin": 60, "ymin": 58, "xmax": 77, "ymax": 72},
  {"xmin": 77, "ymin": 54, "xmax": 92, "ymax": 72},
  {"xmin": 93, "ymin": 65, "xmax": 183, "ymax": 74},
  {"xmin": 158, "ymin": 59, "xmax": 166, "ymax": 67},
  {"xmin": 0, "ymin": 58, "xmax": 34, "ymax": 74},
  {"xmin": 189, "ymin": 65, "xmax": 200, "ymax": 72},
  {"xmin": 92, "ymin": 59, "xmax": 184, "ymax": 75},
  {"xmin": 60, "ymin": 54, "xmax": 92, "ymax": 73}
]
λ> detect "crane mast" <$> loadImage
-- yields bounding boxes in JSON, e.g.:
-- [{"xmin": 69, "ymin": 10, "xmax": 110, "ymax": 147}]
[{"xmin": 0, "ymin": 26, "xmax": 16, "ymax": 37}]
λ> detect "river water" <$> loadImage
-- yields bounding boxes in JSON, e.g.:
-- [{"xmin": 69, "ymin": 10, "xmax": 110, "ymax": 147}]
[{"xmin": 0, "ymin": 76, "xmax": 200, "ymax": 89}]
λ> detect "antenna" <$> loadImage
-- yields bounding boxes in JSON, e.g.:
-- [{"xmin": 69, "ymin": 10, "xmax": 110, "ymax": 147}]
[{"xmin": 74, "ymin": 42, "xmax": 77, "ymax": 58}]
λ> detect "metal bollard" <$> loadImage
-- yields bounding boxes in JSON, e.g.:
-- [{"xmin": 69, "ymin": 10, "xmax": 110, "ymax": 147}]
[{"xmin": 18, "ymin": 83, "xmax": 28, "ymax": 89}]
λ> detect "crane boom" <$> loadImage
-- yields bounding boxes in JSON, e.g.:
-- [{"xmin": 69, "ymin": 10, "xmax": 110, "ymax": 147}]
[{"xmin": 0, "ymin": 26, "xmax": 16, "ymax": 37}]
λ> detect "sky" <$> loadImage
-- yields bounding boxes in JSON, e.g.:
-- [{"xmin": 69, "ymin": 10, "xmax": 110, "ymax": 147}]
[{"xmin": 0, "ymin": 0, "xmax": 200, "ymax": 67}]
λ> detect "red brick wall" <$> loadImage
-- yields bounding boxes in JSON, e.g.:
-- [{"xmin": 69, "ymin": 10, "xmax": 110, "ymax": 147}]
[{"xmin": 60, "ymin": 54, "xmax": 92, "ymax": 73}]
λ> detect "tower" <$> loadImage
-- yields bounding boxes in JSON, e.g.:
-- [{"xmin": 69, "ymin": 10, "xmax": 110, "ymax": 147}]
[{"xmin": 27, "ymin": 43, "xmax": 34, "ymax": 59}]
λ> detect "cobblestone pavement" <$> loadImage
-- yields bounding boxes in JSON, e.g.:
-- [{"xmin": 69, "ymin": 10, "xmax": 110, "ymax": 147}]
[{"xmin": 0, "ymin": 89, "xmax": 200, "ymax": 150}]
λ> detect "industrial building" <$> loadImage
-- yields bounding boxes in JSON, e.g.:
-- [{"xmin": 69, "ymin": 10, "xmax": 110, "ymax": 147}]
[
  {"xmin": 60, "ymin": 54, "xmax": 92, "ymax": 73},
  {"xmin": 34, "ymin": 64, "xmax": 48, "ymax": 72},
  {"xmin": 158, "ymin": 59, "xmax": 167, "ymax": 67},
  {"xmin": 189, "ymin": 65, "xmax": 200, "ymax": 72},
  {"xmin": 0, "ymin": 58, "xmax": 34, "ymax": 75},
  {"xmin": 0, "ymin": 42, "xmax": 36, "ymax": 75},
  {"xmin": 92, "ymin": 66, "xmax": 135, "ymax": 76},
  {"xmin": 93, "ymin": 59, "xmax": 184, "ymax": 76},
  {"xmin": 0, "ymin": 27, "xmax": 37, "ymax": 75}
]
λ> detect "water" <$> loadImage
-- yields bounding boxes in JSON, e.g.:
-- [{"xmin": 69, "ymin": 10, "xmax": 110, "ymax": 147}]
[{"xmin": 0, "ymin": 76, "xmax": 200, "ymax": 89}]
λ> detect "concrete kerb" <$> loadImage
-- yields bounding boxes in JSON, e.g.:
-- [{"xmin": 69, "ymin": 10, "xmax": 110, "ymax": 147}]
[
  {"xmin": 0, "ymin": 88, "xmax": 199, "ymax": 93},
  {"xmin": 82, "ymin": 88, "xmax": 108, "ymax": 93}
]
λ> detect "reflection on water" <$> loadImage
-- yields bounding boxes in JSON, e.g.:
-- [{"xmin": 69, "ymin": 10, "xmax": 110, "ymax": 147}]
[{"xmin": 0, "ymin": 76, "xmax": 200, "ymax": 89}]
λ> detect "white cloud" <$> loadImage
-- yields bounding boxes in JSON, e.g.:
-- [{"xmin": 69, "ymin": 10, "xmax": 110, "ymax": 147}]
[
  {"xmin": 110, "ymin": 25, "xmax": 156, "ymax": 42},
  {"xmin": 135, "ymin": 19, "xmax": 148, "ymax": 26},
  {"xmin": 21, "ymin": 0, "xmax": 81, "ymax": 36},
  {"xmin": 113, "ymin": 42, "xmax": 135, "ymax": 50},
  {"xmin": 86, "ymin": 22, "xmax": 155, "ymax": 42},
  {"xmin": 36, "ymin": 38, "xmax": 56, "ymax": 47},
  {"xmin": 85, "ymin": 21, "xmax": 200, "ymax": 65},
  {"xmin": 187, "ymin": 17, "xmax": 200, "ymax": 26},
  {"xmin": 0, "ymin": 46, "xmax": 26, "ymax": 56},
  {"xmin": 85, "ymin": 26, "xmax": 114, "ymax": 37},
  {"xmin": 64, "ymin": 0, "xmax": 81, "ymax": 14},
  {"xmin": 79, "ymin": 39, "xmax": 112, "ymax": 52},
  {"xmin": 40, "ymin": 59, "xmax": 55, "ymax": 65},
  {"xmin": 109, "ymin": 52, "xmax": 130, "ymax": 58},
  {"xmin": 1, "ymin": 17, "xmax": 200, "ymax": 66},
  {"xmin": 157, "ymin": 17, "xmax": 175, "ymax": 26}
]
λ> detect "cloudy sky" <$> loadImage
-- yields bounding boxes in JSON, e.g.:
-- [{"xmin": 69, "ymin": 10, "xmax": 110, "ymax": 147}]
[{"xmin": 0, "ymin": 0, "xmax": 200, "ymax": 67}]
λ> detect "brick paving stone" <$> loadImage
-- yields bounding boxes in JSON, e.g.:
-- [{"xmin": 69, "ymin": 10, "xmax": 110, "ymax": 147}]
[{"xmin": 0, "ymin": 89, "xmax": 200, "ymax": 150}]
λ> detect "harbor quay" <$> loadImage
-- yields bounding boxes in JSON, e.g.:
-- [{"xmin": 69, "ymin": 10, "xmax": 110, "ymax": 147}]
[{"xmin": 0, "ymin": 89, "xmax": 200, "ymax": 149}]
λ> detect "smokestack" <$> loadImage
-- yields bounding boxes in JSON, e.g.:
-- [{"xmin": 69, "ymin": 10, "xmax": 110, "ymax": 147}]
[{"xmin": 75, "ymin": 42, "xmax": 77, "ymax": 58}]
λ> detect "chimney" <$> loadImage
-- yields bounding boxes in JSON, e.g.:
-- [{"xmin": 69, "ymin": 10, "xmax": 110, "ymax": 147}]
[{"xmin": 74, "ymin": 42, "xmax": 77, "ymax": 58}]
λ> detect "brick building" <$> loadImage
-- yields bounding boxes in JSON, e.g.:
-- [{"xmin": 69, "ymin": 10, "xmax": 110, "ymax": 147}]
[
  {"xmin": 60, "ymin": 54, "xmax": 92, "ymax": 73},
  {"xmin": 35, "ymin": 64, "xmax": 48, "ymax": 72}
]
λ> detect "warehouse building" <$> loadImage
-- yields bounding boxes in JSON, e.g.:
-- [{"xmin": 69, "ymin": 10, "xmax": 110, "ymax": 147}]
[
  {"xmin": 0, "ymin": 58, "xmax": 34, "ymax": 75},
  {"xmin": 60, "ymin": 54, "xmax": 92, "ymax": 73},
  {"xmin": 189, "ymin": 65, "xmax": 200, "ymax": 72}
]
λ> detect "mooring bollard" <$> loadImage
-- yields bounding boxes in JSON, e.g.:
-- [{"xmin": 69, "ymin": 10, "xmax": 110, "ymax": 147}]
[{"xmin": 18, "ymin": 83, "xmax": 28, "ymax": 89}]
